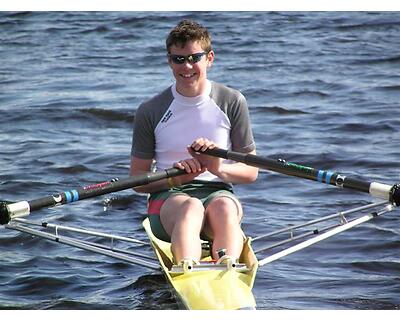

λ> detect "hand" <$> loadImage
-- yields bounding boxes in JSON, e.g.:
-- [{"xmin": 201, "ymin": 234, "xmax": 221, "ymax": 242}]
[
  {"xmin": 188, "ymin": 138, "xmax": 222, "ymax": 176},
  {"xmin": 173, "ymin": 157, "xmax": 206, "ymax": 185}
]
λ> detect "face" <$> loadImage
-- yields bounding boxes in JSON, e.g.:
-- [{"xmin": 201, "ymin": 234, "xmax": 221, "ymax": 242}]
[{"xmin": 168, "ymin": 41, "xmax": 214, "ymax": 97}]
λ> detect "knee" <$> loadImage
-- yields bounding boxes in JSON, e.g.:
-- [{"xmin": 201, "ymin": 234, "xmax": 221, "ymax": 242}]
[
  {"xmin": 207, "ymin": 197, "xmax": 243, "ymax": 223},
  {"xmin": 181, "ymin": 197, "xmax": 203, "ymax": 211},
  {"xmin": 180, "ymin": 198, "xmax": 204, "ymax": 220}
]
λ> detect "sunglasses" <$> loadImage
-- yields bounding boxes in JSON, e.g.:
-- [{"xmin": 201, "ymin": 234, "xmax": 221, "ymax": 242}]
[{"xmin": 168, "ymin": 52, "xmax": 208, "ymax": 65}]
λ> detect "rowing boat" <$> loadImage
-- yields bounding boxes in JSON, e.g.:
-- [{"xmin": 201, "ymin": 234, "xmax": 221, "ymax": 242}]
[
  {"xmin": 143, "ymin": 218, "xmax": 258, "ymax": 309},
  {"xmin": 1, "ymin": 147, "xmax": 399, "ymax": 309}
]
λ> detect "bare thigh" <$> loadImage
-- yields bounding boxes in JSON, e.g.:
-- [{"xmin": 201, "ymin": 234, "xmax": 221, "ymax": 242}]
[
  {"xmin": 159, "ymin": 194, "xmax": 205, "ymax": 236},
  {"xmin": 203, "ymin": 195, "xmax": 243, "ymax": 239}
]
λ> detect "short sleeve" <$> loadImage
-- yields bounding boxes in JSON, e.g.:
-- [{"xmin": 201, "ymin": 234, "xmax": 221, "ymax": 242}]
[
  {"xmin": 131, "ymin": 103, "xmax": 155, "ymax": 159},
  {"xmin": 229, "ymin": 93, "xmax": 256, "ymax": 153}
]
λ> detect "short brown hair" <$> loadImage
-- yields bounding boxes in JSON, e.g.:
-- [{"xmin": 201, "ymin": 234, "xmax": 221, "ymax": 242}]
[{"xmin": 166, "ymin": 19, "xmax": 212, "ymax": 53}]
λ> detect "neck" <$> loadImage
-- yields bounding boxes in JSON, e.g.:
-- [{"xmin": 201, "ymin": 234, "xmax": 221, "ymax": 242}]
[
  {"xmin": 175, "ymin": 80, "xmax": 208, "ymax": 97},
  {"xmin": 174, "ymin": 80, "xmax": 211, "ymax": 99}
]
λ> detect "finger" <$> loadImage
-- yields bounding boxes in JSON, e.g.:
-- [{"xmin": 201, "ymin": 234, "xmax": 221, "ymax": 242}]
[
  {"xmin": 181, "ymin": 161, "xmax": 193, "ymax": 173},
  {"xmin": 196, "ymin": 138, "xmax": 216, "ymax": 152},
  {"xmin": 191, "ymin": 138, "xmax": 207, "ymax": 151},
  {"xmin": 174, "ymin": 161, "xmax": 186, "ymax": 170},
  {"xmin": 180, "ymin": 158, "xmax": 203, "ymax": 173},
  {"xmin": 201, "ymin": 140, "xmax": 211, "ymax": 152},
  {"xmin": 187, "ymin": 158, "xmax": 202, "ymax": 172},
  {"xmin": 187, "ymin": 145, "xmax": 198, "ymax": 158},
  {"xmin": 194, "ymin": 158, "xmax": 203, "ymax": 172},
  {"xmin": 175, "ymin": 160, "xmax": 192, "ymax": 173},
  {"xmin": 191, "ymin": 141, "xmax": 201, "ymax": 152},
  {"xmin": 196, "ymin": 138, "xmax": 208, "ymax": 152}
]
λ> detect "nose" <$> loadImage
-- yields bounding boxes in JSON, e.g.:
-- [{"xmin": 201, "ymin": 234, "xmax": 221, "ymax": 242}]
[{"xmin": 182, "ymin": 60, "xmax": 194, "ymax": 68}]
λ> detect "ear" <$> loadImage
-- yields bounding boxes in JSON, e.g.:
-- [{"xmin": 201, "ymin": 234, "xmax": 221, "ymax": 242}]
[
  {"xmin": 207, "ymin": 50, "xmax": 215, "ymax": 68},
  {"xmin": 167, "ymin": 55, "xmax": 173, "ymax": 69}
]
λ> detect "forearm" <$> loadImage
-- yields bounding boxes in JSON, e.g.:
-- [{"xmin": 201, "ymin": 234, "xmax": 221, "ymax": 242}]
[
  {"xmin": 188, "ymin": 140, "xmax": 258, "ymax": 184},
  {"xmin": 215, "ymin": 162, "xmax": 258, "ymax": 184},
  {"xmin": 132, "ymin": 172, "xmax": 180, "ymax": 194},
  {"xmin": 130, "ymin": 157, "xmax": 176, "ymax": 194},
  {"xmin": 130, "ymin": 156, "xmax": 208, "ymax": 194}
]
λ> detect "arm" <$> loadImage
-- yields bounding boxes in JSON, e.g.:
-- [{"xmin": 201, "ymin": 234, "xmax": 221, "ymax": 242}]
[
  {"xmin": 188, "ymin": 139, "xmax": 258, "ymax": 185},
  {"xmin": 130, "ymin": 156, "xmax": 207, "ymax": 194},
  {"xmin": 130, "ymin": 156, "xmax": 164, "ymax": 194},
  {"xmin": 213, "ymin": 149, "xmax": 258, "ymax": 184}
]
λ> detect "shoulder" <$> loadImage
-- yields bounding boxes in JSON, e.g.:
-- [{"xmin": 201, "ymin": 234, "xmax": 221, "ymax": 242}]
[
  {"xmin": 136, "ymin": 86, "xmax": 174, "ymax": 118},
  {"xmin": 210, "ymin": 82, "xmax": 246, "ymax": 105},
  {"xmin": 210, "ymin": 82, "xmax": 248, "ymax": 119}
]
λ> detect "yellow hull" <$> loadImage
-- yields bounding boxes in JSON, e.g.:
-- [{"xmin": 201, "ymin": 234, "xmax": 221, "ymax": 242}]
[{"xmin": 143, "ymin": 218, "xmax": 258, "ymax": 310}]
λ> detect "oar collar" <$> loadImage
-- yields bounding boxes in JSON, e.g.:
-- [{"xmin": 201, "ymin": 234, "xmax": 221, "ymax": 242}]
[
  {"xmin": 0, "ymin": 202, "xmax": 10, "ymax": 224},
  {"xmin": 389, "ymin": 184, "xmax": 400, "ymax": 206}
]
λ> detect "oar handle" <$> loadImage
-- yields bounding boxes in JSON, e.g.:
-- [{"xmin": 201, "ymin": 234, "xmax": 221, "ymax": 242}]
[
  {"xmin": 198, "ymin": 147, "xmax": 400, "ymax": 206},
  {"xmin": 0, "ymin": 167, "xmax": 186, "ymax": 224}
]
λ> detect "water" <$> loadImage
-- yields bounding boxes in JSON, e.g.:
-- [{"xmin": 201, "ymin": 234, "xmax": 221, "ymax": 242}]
[{"xmin": 1, "ymin": 11, "xmax": 400, "ymax": 310}]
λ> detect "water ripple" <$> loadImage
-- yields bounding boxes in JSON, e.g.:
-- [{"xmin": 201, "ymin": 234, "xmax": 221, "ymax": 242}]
[{"xmin": 1, "ymin": 11, "xmax": 399, "ymax": 310}]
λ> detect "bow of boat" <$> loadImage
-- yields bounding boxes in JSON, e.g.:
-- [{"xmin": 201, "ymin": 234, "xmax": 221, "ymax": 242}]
[{"xmin": 142, "ymin": 218, "xmax": 258, "ymax": 310}]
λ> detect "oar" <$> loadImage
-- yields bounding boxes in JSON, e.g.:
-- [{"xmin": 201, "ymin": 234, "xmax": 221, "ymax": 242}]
[
  {"xmin": 0, "ymin": 167, "xmax": 186, "ymax": 224},
  {"xmin": 195, "ymin": 147, "xmax": 400, "ymax": 206}
]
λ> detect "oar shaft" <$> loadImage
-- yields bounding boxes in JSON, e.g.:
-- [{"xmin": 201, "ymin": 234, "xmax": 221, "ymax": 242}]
[
  {"xmin": 1, "ymin": 167, "xmax": 186, "ymax": 224},
  {"xmin": 199, "ymin": 148, "xmax": 400, "ymax": 205}
]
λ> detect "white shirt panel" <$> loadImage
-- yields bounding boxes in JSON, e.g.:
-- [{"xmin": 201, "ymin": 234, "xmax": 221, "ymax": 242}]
[{"xmin": 154, "ymin": 81, "xmax": 231, "ymax": 181}]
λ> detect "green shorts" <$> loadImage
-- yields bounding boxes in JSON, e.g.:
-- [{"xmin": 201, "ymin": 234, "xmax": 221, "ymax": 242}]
[{"xmin": 147, "ymin": 180, "xmax": 238, "ymax": 242}]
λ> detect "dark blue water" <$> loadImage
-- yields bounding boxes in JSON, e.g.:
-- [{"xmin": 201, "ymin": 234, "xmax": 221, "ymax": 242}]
[{"xmin": 1, "ymin": 11, "xmax": 400, "ymax": 310}]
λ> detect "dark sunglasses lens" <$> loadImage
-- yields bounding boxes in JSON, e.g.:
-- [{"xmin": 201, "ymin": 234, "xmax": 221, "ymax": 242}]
[
  {"xmin": 190, "ymin": 53, "xmax": 205, "ymax": 63},
  {"xmin": 170, "ymin": 52, "xmax": 206, "ymax": 64},
  {"xmin": 171, "ymin": 55, "xmax": 185, "ymax": 64}
]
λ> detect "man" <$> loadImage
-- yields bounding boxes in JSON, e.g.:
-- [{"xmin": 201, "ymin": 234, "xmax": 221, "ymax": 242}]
[{"xmin": 130, "ymin": 19, "xmax": 258, "ymax": 266}]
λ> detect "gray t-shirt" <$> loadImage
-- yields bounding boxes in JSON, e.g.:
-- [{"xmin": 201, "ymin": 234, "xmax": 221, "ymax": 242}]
[{"xmin": 131, "ymin": 80, "xmax": 255, "ymax": 181}]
